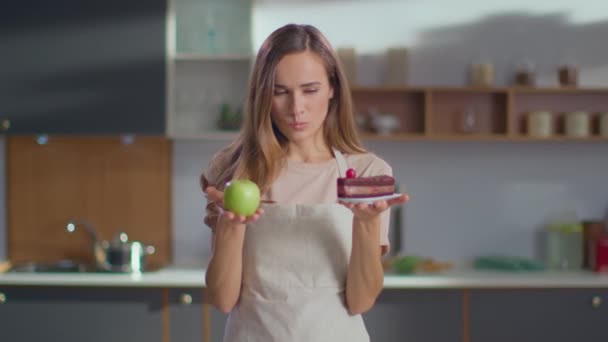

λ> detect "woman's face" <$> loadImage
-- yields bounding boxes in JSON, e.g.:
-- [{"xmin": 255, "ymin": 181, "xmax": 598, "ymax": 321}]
[{"xmin": 271, "ymin": 50, "xmax": 334, "ymax": 145}]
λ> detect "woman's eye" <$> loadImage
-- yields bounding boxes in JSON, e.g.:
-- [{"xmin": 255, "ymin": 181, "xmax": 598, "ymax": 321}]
[
  {"xmin": 304, "ymin": 89, "xmax": 319, "ymax": 94},
  {"xmin": 273, "ymin": 89, "xmax": 287, "ymax": 95}
]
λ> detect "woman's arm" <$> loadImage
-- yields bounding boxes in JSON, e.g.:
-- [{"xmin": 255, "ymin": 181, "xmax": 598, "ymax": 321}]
[
  {"xmin": 342, "ymin": 195, "xmax": 409, "ymax": 315},
  {"xmin": 345, "ymin": 215, "xmax": 384, "ymax": 315},
  {"xmin": 204, "ymin": 186, "xmax": 263, "ymax": 313},
  {"xmin": 205, "ymin": 218, "xmax": 247, "ymax": 313}
]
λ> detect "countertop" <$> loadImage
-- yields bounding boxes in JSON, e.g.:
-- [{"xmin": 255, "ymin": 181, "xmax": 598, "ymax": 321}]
[{"xmin": 2, "ymin": 264, "xmax": 608, "ymax": 288}]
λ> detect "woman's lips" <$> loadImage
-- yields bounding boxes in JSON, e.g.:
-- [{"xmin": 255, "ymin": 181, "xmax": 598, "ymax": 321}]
[{"xmin": 289, "ymin": 122, "xmax": 308, "ymax": 131}]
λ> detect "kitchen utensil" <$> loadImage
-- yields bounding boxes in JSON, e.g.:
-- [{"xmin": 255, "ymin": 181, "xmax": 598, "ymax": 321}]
[{"xmin": 66, "ymin": 220, "xmax": 156, "ymax": 273}]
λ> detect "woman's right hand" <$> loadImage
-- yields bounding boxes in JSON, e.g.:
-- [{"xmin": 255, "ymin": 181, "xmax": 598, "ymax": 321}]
[{"xmin": 204, "ymin": 186, "xmax": 265, "ymax": 226}]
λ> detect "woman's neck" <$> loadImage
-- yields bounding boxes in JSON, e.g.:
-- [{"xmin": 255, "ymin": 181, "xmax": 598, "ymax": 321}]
[{"xmin": 285, "ymin": 141, "xmax": 333, "ymax": 163}]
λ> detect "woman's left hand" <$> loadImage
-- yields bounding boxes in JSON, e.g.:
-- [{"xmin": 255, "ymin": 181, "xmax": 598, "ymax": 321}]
[{"xmin": 338, "ymin": 193, "xmax": 409, "ymax": 222}]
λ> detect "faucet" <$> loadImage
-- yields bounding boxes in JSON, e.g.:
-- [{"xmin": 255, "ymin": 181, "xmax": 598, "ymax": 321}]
[{"xmin": 66, "ymin": 219, "xmax": 107, "ymax": 267}]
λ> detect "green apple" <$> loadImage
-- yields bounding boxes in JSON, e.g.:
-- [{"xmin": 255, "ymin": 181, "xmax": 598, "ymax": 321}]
[{"xmin": 223, "ymin": 179, "xmax": 261, "ymax": 216}]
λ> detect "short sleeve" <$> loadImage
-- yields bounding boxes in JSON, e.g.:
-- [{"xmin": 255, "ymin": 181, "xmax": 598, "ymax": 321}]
[{"xmin": 201, "ymin": 152, "xmax": 228, "ymax": 232}]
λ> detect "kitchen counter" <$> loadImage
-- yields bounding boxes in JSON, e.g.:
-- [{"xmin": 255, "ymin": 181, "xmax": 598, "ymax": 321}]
[{"xmin": 2, "ymin": 265, "xmax": 608, "ymax": 288}]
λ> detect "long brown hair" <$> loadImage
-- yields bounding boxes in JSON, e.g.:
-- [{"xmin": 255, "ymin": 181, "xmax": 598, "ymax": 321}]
[{"xmin": 205, "ymin": 24, "xmax": 365, "ymax": 193}]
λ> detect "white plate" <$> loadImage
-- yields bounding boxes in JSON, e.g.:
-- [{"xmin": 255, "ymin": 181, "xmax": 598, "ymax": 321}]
[{"xmin": 338, "ymin": 193, "xmax": 404, "ymax": 204}]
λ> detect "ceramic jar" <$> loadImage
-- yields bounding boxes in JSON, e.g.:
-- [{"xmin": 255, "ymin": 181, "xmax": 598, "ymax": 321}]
[
  {"xmin": 565, "ymin": 111, "xmax": 590, "ymax": 138},
  {"xmin": 527, "ymin": 111, "xmax": 553, "ymax": 137}
]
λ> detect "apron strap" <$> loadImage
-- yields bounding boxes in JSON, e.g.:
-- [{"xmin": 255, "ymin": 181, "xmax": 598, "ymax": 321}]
[{"xmin": 332, "ymin": 148, "xmax": 349, "ymax": 178}]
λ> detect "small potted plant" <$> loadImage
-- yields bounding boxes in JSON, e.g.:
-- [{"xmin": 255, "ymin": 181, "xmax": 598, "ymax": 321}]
[{"xmin": 217, "ymin": 103, "xmax": 242, "ymax": 131}]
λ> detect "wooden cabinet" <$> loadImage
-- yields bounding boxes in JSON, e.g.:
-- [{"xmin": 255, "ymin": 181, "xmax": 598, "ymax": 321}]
[
  {"xmin": 0, "ymin": 1, "xmax": 166, "ymax": 135},
  {"xmin": 469, "ymin": 289, "xmax": 608, "ymax": 342},
  {"xmin": 352, "ymin": 86, "xmax": 608, "ymax": 141},
  {"xmin": 363, "ymin": 289, "xmax": 463, "ymax": 342},
  {"xmin": 0, "ymin": 287, "xmax": 163, "ymax": 342}
]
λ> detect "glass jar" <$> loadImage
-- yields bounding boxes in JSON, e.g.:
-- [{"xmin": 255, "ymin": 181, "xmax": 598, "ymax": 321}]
[{"xmin": 545, "ymin": 223, "xmax": 583, "ymax": 270}]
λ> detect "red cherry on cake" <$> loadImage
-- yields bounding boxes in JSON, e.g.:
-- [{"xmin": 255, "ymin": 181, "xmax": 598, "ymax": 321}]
[{"xmin": 346, "ymin": 168, "xmax": 356, "ymax": 178}]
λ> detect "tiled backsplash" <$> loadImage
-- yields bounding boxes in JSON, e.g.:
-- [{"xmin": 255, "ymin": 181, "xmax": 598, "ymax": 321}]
[{"xmin": 171, "ymin": 140, "xmax": 608, "ymax": 264}]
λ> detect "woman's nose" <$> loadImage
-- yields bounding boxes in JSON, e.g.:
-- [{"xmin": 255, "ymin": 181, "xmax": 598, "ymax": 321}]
[{"xmin": 289, "ymin": 93, "xmax": 304, "ymax": 117}]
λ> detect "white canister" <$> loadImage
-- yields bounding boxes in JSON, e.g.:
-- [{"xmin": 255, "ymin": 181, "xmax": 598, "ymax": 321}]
[
  {"xmin": 565, "ymin": 111, "xmax": 590, "ymax": 138},
  {"xmin": 600, "ymin": 112, "xmax": 608, "ymax": 138},
  {"xmin": 527, "ymin": 111, "xmax": 553, "ymax": 137}
]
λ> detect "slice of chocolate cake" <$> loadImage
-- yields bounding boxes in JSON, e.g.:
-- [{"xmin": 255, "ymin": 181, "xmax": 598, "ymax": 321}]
[{"xmin": 337, "ymin": 168, "xmax": 395, "ymax": 198}]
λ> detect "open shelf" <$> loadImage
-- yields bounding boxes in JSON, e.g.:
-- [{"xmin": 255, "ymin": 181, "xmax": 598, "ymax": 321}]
[
  {"xmin": 510, "ymin": 92, "xmax": 608, "ymax": 137},
  {"xmin": 174, "ymin": 53, "xmax": 252, "ymax": 61},
  {"xmin": 428, "ymin": 89, "xmax": 508, "ymax": 135},
  {"xmin": 349, "ymin": 86, "xmax": 608, "ymax": 142},
  {"xmin": 351, "ymin": 88, "xmax": 426, "ymax": 134}
]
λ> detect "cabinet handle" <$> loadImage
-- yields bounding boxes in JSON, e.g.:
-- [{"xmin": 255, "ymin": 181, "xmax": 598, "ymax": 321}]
[
  {"xmin": 592, "ymin": 296, "xmax": 602, "ymax": 308},
  {"xmin": 0, "ymin": 119, "xmax": 9, "ymax": 132},
  {"xmin": 180, "ymin": 293, "xmax": 193, "ymax": 305},
  {"xmin": 0, "ymin": 292, "xmax": 6, "ymax": 304}
]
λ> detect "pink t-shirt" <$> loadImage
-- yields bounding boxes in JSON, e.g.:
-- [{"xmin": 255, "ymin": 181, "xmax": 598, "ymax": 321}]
[{"xmin": 263, "ymin": 152, "xmax": 392, "ymax": 252}]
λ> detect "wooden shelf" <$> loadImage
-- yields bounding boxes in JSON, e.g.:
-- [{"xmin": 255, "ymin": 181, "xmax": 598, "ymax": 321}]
[
  {"xmin": 360, "ymin": 133, "xmax": 608, "ymax": 142},
  {"xmin": 168, "ymin": 131, "xmax": 239, "ymax": 141},
  {"xmin": 510, "ymin": 87, "xmax": 608, "ymax": 94},
  {"xmin": 167, "ymin": 87, "xmax": 608, "ymax": 142},
  {"xmin": 350, "ymin": 86, "xmax": 608, "ymax": 141},
  {"xmin": 173, "ymin": 53, "xmax": 252, "ymax": 61}
]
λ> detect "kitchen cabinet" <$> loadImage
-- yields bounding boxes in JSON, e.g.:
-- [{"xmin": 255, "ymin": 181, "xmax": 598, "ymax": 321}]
[
  {"xmin": 168, "ymin": 0, "xmax": 253, "ymax": 139},
  {"xmin": 363, "ymin": 289, "xmax": 463, "ymax": 342},
  {"xmin": 470, "ymin": 289, "xmax": 608, "ymax": 342},
  {"xmin": 169, "ymin": 288, "xmax": 205, "ymax": 342},
  {"xmin": 0, "ymin": 0, "xmax": 166, "ymax": 135},
  {"xmin": 209, "ymin": 305, "xmax": 229, "ymax": 342},
  {"xmin": 168, "ymin": 288, "xmax": 229, "ymax": 342},
  {"xmin": 0, "ymin": 286, "xmax": 163, "ymax": 342},
  {"xmin": 173, "ymin": 0, "xmax": 252, "ymax": 56}
]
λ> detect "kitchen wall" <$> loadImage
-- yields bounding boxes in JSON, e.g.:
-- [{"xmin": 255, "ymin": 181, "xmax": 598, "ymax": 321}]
[
  {"xmin": 171, "ymin": 0, "xmax": 608, "ymax": 264},
  {"xmin": 172, "ymin": 140, "xmax": 608, "ymax": 264},
  {"xmin": 2, "ymin": 2, "xmax": 608, "ymax": 266},
  {"xmin": 254, "ymin": 0, "xmax": 608, "ymax": 87}
]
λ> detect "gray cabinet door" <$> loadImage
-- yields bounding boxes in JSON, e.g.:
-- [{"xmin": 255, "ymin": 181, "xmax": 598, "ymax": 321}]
[
  {"xmin": 0, "ymin": 0, "xmax": 166, "ymax": 134},
  {"xmin": 169, "ymin": 288, "xmax": 205, "ymax": 342},
  {"xmin": 210, "ymin": 305, "xmax": 229, "ymax": 342},
  {"xmin": 0, "ymin": 286, "xmax": 163, "ymax": 342},
  {"xmin": 470, "ymin": 289, "xmax": 608, "ymax": 342},
  {"xmin": 363, "ymin": 289, "xmax": 463, "ymax": 342}
]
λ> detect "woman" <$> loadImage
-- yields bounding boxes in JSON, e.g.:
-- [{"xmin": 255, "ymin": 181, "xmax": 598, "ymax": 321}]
[{"xmin": 201, "ymin": 23, "xmax": 409, "ymax": 342}]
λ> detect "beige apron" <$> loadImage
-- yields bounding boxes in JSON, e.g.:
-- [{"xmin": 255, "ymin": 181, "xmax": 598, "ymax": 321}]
[{"xmin": 223, "ymin": 150, "xmax": 370, "ymax": 342}]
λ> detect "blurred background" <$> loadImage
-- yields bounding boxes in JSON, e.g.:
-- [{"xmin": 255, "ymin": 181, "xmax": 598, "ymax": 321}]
[{"xmin": 1, "ymin": 1, "xmax": 608, "ymax": 341}]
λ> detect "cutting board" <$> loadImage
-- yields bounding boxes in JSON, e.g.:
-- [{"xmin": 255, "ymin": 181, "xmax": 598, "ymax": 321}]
[{"xmin": 6, "ymin": 136, "xmax": 172, "ymax": 266}]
